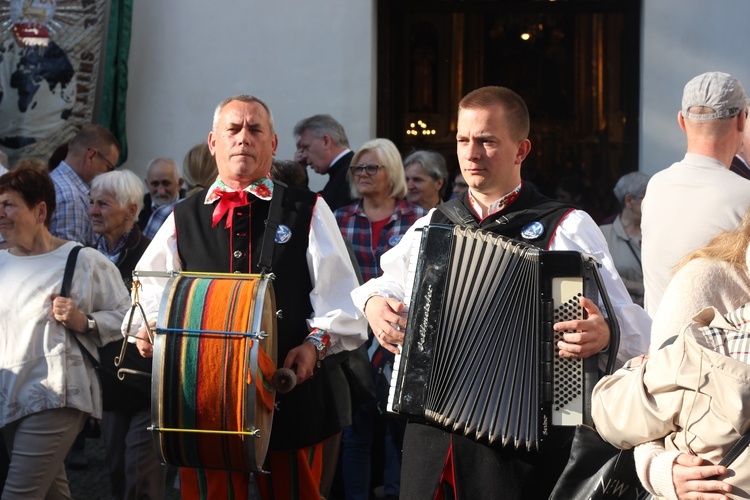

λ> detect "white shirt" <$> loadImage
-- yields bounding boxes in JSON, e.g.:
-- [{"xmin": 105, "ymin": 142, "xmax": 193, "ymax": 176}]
[
  {"xmin": 123, "ymin": 190, "xmax": 367, "ymax": 355},
  {"xmin": 641, "ymin": 153, "xmax": 750, "ymax": 316},
  {"xmin": 351, "ymin": 207, "xmax": 652, "ymax": 368}
]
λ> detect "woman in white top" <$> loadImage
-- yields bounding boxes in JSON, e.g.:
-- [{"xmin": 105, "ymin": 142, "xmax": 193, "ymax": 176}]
[{"xmin": 0, "ymin": 166, "xmax": 130, "ymax": 499}]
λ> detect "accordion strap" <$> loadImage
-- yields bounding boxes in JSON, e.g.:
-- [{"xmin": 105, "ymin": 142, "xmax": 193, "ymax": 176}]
[
  {"xmin": 436, "ymin": 198, "xmax": 572, "ymax": 234},
  {"xmin": 588, "ymin": 256, "xmax": 620, "ymax": 375},
  {"xmin": 436, "ymin": 199, "xmax": 478, "ymax": 228}
]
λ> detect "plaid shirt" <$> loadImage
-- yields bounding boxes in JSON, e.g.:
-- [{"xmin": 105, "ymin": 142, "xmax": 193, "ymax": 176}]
[
  {"xmin": 700, "ymin": 303, "xmax": 750, "ymax": 364},
  {"xmin": 143, "ymin": 201, "xmax": 177, "ymax": 239},
  {"xmin": 335, "ymin": 198, "xmax": 427, "ymax": 282},
  {"xmin": 49, "ymin": 161, "xmax": 96, "ymax": 246}
]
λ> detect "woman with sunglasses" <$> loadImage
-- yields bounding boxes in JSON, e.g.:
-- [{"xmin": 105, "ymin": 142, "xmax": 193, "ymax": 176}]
[{"xmin": 333, "ymin": 138, "xmax": 426, "ymax": 500}]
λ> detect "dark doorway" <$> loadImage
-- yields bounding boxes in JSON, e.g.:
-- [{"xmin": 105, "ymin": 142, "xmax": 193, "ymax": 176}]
[{"xmin": 377, "ymin": 0, "xmax": 641, "ymax": 220}]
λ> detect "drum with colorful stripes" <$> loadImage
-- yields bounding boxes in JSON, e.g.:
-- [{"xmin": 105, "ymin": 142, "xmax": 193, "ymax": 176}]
[{"xmin": 151, "ymin": 272, "xmax": 277, "ymax": 472}]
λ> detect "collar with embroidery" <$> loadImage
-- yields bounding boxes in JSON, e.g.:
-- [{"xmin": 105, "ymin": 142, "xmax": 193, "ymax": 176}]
[
  {"xmin": 204, "ymin": 177, "xmax": 274, "ymax": 204},
  {"xmin": 468, "ymin": 183, "xmax": 522, "ymax": 217}
]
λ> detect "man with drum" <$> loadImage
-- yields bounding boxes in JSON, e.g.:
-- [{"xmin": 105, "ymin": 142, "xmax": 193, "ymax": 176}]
[
  {"xmin": 128, "ymin": 95, "xmax": 366, "ymax": 499},
  {"xmin": 352, "ymin": 86, "xmax": 652, "ymax": 499}
]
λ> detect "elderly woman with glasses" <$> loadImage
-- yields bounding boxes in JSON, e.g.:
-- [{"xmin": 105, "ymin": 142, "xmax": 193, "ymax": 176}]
[
  {"xmin": 333, "ymin": 138, "xmax": 426, "ymax": 500},
  {"xmin": 89, "ymin": 169, "xmax": 167, "ymax": 499}
]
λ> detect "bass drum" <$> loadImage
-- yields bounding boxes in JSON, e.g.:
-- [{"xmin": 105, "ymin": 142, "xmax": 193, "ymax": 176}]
[{"xmin": 151, "ymin": 272, "xmax": 277, "ymax": 472}]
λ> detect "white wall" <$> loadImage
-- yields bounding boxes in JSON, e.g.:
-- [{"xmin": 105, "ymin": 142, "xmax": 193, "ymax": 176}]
[
  {"xmin": 126, "ymin": 1, "xmax": 750, "ymax": 182},
  {"xmin": 122, "ymin": 0, "xmax": 376, "ymax": 190},
  {"xmin": 640, "ymin": 0, "xmax": 750, "ymax": 175}
]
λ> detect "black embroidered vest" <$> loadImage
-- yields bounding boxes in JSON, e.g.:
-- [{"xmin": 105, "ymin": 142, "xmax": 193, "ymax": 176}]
[
  {"xmin": 173, "ymin": 185, "xmax": 342, "ymax": 450},
  {"xmin": 431, "ymin": 183, "xmax": 573, "ymax": 250}
]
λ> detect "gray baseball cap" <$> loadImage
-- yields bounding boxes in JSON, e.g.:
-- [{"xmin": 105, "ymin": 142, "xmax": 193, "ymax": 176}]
[{"xmin": 681, "ymin": 72, "xmax": 749, "ymax": 120}]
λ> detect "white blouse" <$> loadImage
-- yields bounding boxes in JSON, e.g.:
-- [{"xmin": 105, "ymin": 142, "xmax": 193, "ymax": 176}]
[{"xmin": 0, "ymin": 241, "xmax": 131, "ymax": 425}]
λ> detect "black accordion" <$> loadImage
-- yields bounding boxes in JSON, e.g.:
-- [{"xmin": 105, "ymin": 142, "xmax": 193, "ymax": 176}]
[{"xmin": 388, "ymin": 224, "xmax": 619, "ymax": 452}]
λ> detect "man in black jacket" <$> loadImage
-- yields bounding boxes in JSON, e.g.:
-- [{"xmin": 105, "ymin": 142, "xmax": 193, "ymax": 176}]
[{"xmin": 294, "ymin": 114, "xmax": 355, "ymax": 211}]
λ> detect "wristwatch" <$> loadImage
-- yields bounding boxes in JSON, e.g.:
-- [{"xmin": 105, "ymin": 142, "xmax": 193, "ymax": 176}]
[
  {"xmin": 306, "ymin": 337, "xmax": 327, "ymax": 361},
  {"xmin": 84, "ymin": 315, "xmax": 96, "ymax": 334}
]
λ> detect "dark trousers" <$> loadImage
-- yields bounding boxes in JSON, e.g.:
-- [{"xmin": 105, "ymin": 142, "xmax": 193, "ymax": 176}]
[{"xmin": 400, "ymin": 422, "xmax": 572, "ymax": 500}]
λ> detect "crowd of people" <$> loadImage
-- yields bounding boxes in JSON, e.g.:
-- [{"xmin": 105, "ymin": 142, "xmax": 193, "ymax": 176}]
[{"xmin": 0, "ymin": 70, "xmax": 749, "ymax": 500}]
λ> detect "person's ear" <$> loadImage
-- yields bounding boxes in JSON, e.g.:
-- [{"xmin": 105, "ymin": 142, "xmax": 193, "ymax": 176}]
[
  {"xmin": 36, "ymin": 201, "xmax": 47, "ymax": 224},
  {"xmin": 677, "ymin": 111, "xmax": 687, "ymax": 133},
  {"xmin": 207, "ymin": 131, "xmax": 217, "ymax": 155},
  {"xmin": 515, "ymin": 139, "xmax": 531, "ymax": 165},
  {"xmin": 126, "ymin": 203, "xmax": 138, "ymax": 220}
]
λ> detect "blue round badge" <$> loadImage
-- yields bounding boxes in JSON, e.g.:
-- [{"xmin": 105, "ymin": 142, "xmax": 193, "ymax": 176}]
[
  {"xmin": 388, "ymin": 235, "xmax": 403, "ymax": 247},
  {"xmin": 521, "ymin": 221, "xmax": 544, "ymax": 240},
  {"xmin": 275, "ymin": 225, "xmax": 292, "ymax": 244}
]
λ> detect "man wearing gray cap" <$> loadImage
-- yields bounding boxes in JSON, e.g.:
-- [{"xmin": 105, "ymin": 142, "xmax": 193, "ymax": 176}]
[{"xmin": 641, "ymin": 71, "xmax": 750, "ymax": 317}]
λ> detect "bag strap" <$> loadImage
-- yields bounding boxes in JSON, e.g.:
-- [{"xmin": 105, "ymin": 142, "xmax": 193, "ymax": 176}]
[
  {"xmin": 61, "ymin": 245, "xmax": 83, "ymax": 298},
  {"xmin": 258, "ymin": 181, "xmax": 286, "ymax": 273},
  {"xmin": 61, "ymin": 246, "xmax": 101, "ymax": 369},
  {"xmin": 720, "ymin": 432, "xmax": 750, "ymax": 467}
]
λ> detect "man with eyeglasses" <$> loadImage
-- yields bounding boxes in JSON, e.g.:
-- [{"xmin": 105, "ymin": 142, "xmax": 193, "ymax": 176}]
[
  {"xmin": 293, "ymin": 114, "xmax": 356, "ymax": 211},
  {"xmin": 137, "ymin": 157, "xmax": 185, "ymax": 237},
  {"xmin": 50, "ymin": 124, "xmax": 120, "ymax": 247}
]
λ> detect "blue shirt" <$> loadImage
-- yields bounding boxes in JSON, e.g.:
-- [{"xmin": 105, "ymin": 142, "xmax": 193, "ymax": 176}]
[
  {"xmin": 143, "ymin": 202, "xmax": 177, "ymax": 239},
  {"xmin": 49, "ymin": 161, "xmax": 96, "ymax": 246}
]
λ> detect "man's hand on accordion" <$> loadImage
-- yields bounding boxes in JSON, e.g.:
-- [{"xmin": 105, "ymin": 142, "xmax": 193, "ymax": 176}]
[
  {"xmin": 553, "ymin": 296, "xmax": 610, "ymax": 359},
  {"xmin": 364, "ymin": 296, "xmax": 407, "ymax": 355}
]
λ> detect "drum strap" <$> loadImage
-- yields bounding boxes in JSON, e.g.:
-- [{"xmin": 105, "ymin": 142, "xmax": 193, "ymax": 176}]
[{"xmin": 258, "ymin": 180, "xmax": 287, "ymax": 273}]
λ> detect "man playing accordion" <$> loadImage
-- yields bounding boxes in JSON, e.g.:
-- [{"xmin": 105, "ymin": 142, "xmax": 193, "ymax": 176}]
[{"xmin": 352, "ymin": 86, "xmax": 651, "ymax": 499}]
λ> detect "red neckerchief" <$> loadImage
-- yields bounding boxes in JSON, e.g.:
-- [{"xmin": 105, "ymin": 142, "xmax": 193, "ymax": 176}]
[{"xmin": 211, "ymin": 189, "xmax": 249, "ymax": 229}]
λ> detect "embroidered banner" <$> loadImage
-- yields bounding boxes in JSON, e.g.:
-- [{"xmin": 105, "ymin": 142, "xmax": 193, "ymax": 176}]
[{"xmin": 0, "ymin": 0, "xmax": 109, "ymax": 166}]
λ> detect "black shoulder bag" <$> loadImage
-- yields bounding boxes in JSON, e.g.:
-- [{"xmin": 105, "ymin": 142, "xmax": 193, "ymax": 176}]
[{"xmin": 61, "ymin": 246, "xmax": 151, "ymax": 412}]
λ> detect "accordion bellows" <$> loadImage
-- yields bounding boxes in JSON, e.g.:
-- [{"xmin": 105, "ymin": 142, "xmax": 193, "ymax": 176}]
[{"xmin": 389, "ymin": 225, "xmax": 605, "ymax": 452}]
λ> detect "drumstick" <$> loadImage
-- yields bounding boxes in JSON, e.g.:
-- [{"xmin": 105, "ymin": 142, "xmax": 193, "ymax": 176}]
[{"xmin": 271, "ymin": 368, "xmax": 297, "ymax": 394}]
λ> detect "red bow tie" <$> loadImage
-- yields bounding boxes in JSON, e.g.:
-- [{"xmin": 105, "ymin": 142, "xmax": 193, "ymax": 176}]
[{"xmin": 211, "ymin": 189, "xmax": 249, "ymax": 228}]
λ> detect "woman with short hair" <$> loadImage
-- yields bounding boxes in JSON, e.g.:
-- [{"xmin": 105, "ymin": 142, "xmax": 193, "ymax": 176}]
[
  {"xmin": 334, "ymin": 139, "xmax": 426, "ymax": 500},
  {"xmin": 89, "ymin": 169, "xmax": 166, "ymax": 499},
  {"xmin": 403, "ymin": 149, "xmax": 448, "ymax": 210},
  {"xmin": 599, "ymin": 172, "xmax": 650, "ymax": 306},
  {"xmin": 0, "ymin": 166, "xmax": 129, "ymax": 498}
]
